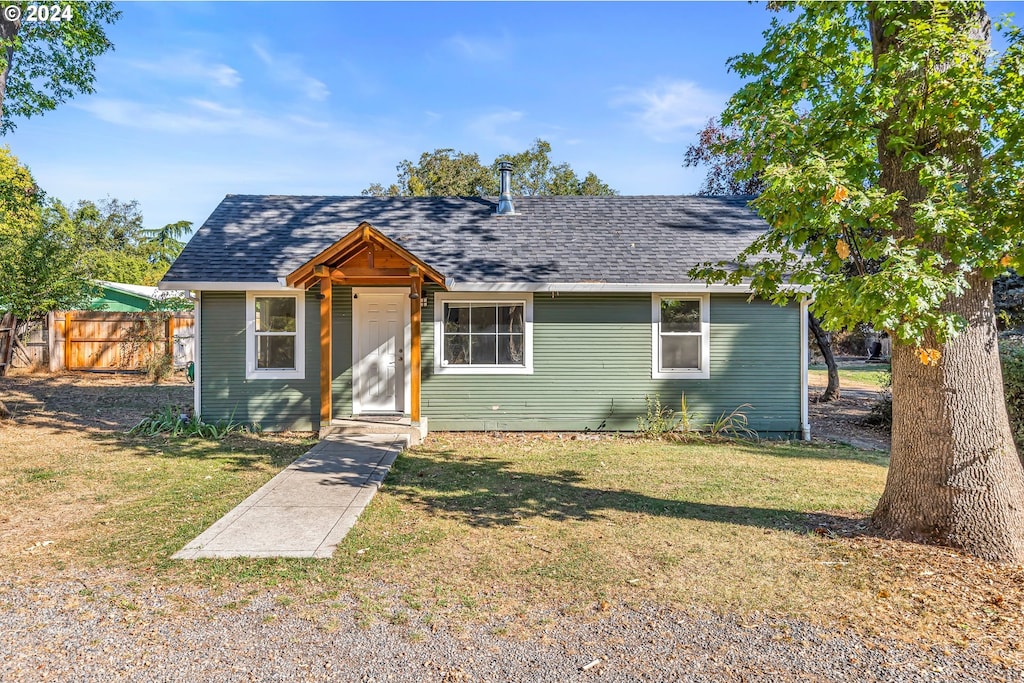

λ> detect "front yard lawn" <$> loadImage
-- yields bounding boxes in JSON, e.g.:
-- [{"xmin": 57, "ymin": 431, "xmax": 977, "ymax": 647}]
[{"xmin": 1, "ymin": 373, "xmax": 1022, "ymax": 664}]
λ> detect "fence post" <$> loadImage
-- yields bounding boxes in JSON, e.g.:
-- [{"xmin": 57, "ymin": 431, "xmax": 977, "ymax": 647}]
[
  {"xmin": 167, "ymin": 313, "xmax": 175, "ymax": 364},
  {"xmin": 64, "ymin": 313, "xmax": 72, "ymax": 371}
]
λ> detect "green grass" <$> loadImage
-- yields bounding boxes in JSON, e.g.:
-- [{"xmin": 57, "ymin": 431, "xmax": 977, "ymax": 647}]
[
  {"xmin": 7, "ymin": 425, "xmax": 1022, "ymax": 660},
  {"xmin": 0, "ymin": 424, "xmax": 316, "ymax": 570},
  {"xmin": 83, "ymin": 433, "xmax": 891, "ymax": 621},
  {"xmin": 809, "ymin": 362, "xmax": 891, "ymax": 388}
]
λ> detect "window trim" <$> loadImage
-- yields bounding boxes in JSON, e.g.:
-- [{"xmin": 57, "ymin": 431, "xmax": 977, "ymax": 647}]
[
  {"xmin": 245, "ymin": 290, "xmax": 306, "ymax": 380},
  {"xmin": 433, "ymin": 292, "xmax": 534, "ymax": 375},
  {"xmin": 652, "ymin": 293, "xmax": 710, "ymax": 380}
]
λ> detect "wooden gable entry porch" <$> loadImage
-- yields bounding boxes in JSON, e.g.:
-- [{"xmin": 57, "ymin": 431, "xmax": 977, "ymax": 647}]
[{"xmin": 285, "ymin": 222, "xmax": 447, "ymax": 430}]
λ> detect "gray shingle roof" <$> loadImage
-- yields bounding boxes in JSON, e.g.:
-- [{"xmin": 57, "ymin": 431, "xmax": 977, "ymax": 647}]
[{"xmin": 161, "ymin": 194, "xmax": 765, "ymax": 286}]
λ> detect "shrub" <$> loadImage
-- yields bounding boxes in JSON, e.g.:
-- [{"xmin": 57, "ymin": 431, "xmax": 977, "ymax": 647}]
[
  {"xmin": 864, "ymin": 369, "xmax": 893, "ymax": 428},
  {"xmin": 1001, "ymin": 337, "xmax": 1024, "ymax": 454},
  {"xmin": 636, "ymin": 394, "xmax": 680, "ymax": 439}
]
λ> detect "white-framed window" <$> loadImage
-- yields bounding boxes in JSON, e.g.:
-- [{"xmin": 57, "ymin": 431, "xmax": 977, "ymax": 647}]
[
  {"xmin": 433, "ymin": 292, "xmax": 533, "ymax": 374},
  {"xmin": 245, "ymin": 290, "xmax": 305, "ymax": 380},
  {"xmin": 652, "ymin": 293, "xmax": 710, "ymax": 379}
]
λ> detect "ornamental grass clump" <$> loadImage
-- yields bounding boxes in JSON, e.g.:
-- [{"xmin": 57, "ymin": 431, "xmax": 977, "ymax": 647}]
[
  {"xmin": 128, "ymin": 405, "xmax": 257, "ymax": 439},
  {"xmin": 636, "ymin": 394, "xmax": 756, "ymax": 442}
]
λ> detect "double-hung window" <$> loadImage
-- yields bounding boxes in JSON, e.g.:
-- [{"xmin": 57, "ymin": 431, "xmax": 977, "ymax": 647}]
[
  {"xmin": 652, "ymin": 294, "xmax": 709, "ymax": 379},
  {"xmin": 246, "ymin": 291, "xmax": 305, "ymax": 379},
  {"xmin": 434, "ymin": 293, "xmax": 533, "ymax": 374}
]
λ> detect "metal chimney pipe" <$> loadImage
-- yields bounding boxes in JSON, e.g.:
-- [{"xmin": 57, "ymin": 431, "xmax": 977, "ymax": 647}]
[{"xmin": 495, "ymin": 161, "xmax": 515, "ymax": 215}]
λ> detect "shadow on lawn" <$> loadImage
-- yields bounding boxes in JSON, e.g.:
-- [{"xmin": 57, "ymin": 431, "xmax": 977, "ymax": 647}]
[
  {"xmin": 2, "ymin": 374, "xmax": 313, "ymax": 473},
  {"xmin": 387, "ymin": 448, "xmax": 874, "ymax": 538}
]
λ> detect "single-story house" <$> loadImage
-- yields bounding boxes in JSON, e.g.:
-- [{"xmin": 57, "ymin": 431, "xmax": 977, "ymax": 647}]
[{"xmin": 160, "ymin": 171, "xmax": 809, "ymax": 441}]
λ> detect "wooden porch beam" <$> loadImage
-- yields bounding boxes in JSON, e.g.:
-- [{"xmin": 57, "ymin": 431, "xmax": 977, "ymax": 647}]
[
  {"xmin": 319, "ymin": 276, "xmax": 332, "ymax": 429},
  {"xmin": 332, "ymin": 266, "xmax": 410, "ymax": 279},
  {"xmin": 328, "ymin": 275, "xmax": 416, "ymax": 286}
]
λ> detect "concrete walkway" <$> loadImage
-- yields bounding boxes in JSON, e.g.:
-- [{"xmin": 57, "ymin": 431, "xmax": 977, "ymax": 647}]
[{"xmin": 173, "ymin": 434, "xmax": 406, "ymax": 559}]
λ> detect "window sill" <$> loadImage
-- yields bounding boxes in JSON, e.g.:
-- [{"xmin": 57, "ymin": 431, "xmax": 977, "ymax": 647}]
[
  {"xmin": 652, "ymin": 369, "xmax": 710, "ymax": 380},
  {"xmin": 435, "ymin": 365, "xmax": 534, "ymax": 376},
  {"xmin": 246, "ymin": 368, "xmax": 305, "ymax": 380}
]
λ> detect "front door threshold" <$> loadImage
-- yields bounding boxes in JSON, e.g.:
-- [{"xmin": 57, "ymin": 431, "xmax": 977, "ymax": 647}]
[{"xmin": 321, "ymin": 416, "xmax": 427, "ymax": 446}]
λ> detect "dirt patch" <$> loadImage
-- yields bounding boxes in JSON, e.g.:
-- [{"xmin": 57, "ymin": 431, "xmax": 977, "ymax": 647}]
[
  {"xmin": 809, "ymin": 372, "xmax": 891, "ymax": 452},
  {"xmin": 0, "ymin": 371, "xmax": 192, "ymax": 432}
]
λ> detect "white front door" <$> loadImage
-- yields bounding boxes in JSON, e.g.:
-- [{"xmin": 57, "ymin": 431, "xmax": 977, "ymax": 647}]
[{"xmin": 353, "ymin": 289, "xmax": 408, "ymax": 414}]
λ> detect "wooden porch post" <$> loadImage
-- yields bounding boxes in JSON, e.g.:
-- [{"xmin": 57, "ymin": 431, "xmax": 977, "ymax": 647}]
[
  {"xmin": 410, "ymin": 269, "xmax": 422, "ymax": 423},
  {"xmin": 319, "ymin": 276, "xmax": 333, "ymax": 428}
]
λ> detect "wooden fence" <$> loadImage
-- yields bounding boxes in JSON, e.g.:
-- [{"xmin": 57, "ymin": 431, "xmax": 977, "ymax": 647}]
[{"xmin": 29, "ymin": 311, "xmax": 195, "ymax": 372}]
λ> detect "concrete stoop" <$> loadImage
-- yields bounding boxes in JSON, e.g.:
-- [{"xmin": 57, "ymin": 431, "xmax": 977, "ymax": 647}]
[{"xmin": 321, "ymin": 416, "xmax": 427, "ymax": 446}]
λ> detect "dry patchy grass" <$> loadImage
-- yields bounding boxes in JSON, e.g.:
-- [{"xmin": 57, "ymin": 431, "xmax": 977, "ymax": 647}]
[
  {"xmin": 2, "ymin": 374, "xmax": 1023, "ymax": 665},
  {"xmin": 0, "ymin": 372, "xmax": 315, "ymax": 567},
  {"xmin": 809, "ymin": 363, "xmax": 891, "ymax": 390}
]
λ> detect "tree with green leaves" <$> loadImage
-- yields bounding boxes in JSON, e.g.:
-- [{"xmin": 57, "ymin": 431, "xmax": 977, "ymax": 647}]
[
  {"xmin": 69, "ymin": 198, "xmax": 184, "ymax": 286},
  {"xmin": 495, "ymin": 139, "xmax": 617, "ymax": 197},
  {"xmin": 683, "ymin": 117, "xmax": 767, "ymax": 197},
  {"xmin": 364, "ymin": 149, "xmax": 492, "ymax": 197},
  {"xmin": 142, "ymin": 219, "xmax": 192, "ymax": 267},
  {"xmin": 0, "ymin": 147, "xmax": 86, "ymax": 414},
  {"xmin": 363, "ymin": 139, "xmax": 616, "ymax": 197},
  {"xmin": 684, "ymin": 116, "xmax": 842, "ymax": 401},
  {"xmin": 0, "ymin": 1, "xmax": 120, "ymax": 133},
  {"xmin": 693, "ymin": 2, "xmax": 1024, "ymax": 561},
  {"xmin": 0, "ymin": 147, "xmax": 87, "ymax": 320}
]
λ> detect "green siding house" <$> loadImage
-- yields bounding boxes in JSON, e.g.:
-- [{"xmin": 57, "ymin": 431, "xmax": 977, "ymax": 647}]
[{"xmin": 161, "ymin": 182, "xmax": 809, "ymax": 442}]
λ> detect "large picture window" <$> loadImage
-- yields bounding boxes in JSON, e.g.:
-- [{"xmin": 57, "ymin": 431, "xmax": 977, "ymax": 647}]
[
  {"xmin": 434, "ymin": 293, "xmax": 533, "ymax": 374},
  {"xmin": 246, "ymin": 291, "xmax": 305, "ymax": 379},
  {"xmin": 652, "ymin": 294, "xmax": 709, "ymax": 379}
]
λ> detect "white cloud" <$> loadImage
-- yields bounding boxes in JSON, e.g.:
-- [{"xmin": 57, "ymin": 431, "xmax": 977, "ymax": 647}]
[
  {"xmin": 129, "ymin": 52, "xmax": 241, "ymax": 89},
  {"xmin": 614, "ymin": 80, "xmax": 724, "ymax": 142},
  {"xmin": 77, "ymin": 98, "xmax": 285, "ymax": 137},
  {"xmin": 252, "ymin": 42, "xmax": 329, "ymax": 101},
  {"xmin": 466, "ymin": 109, "xmax": 525, "ymax": 149},
  {"xmin": 446, "ymin": 33, "xmax": 508, "ymax": 62},
  {"xmin": 185, "ymin": 98, "xmax": 243, "ymax": 116},
  {"xmin": 74, "ymin": 97, "xmax": 400, "ymax": 154}
]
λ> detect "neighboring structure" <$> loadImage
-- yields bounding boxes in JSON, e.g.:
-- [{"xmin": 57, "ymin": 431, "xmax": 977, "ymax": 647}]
[
  {"xmin": 161, "ymin": 187, "xmax": 809, "ymax": 440},
  {"xmin": 89, "ymin": 280, "xmax": 191, "ymax": 312},
  {"xmin": 6, "ymin": 283, "xmax": 194, "ymax": 372}
]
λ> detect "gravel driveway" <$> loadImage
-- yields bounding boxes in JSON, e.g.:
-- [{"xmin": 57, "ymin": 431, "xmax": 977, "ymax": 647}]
[{"xmin": 1, "ymin": 573, "xmax": 1017, "ymax": 682}]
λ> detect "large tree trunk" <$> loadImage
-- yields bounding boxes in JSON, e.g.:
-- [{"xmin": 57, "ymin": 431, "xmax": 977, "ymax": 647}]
[
  {"xmin": 874, "ymin": 274, "xmax": 1024, "ymax": 560},
  {"xmin": 808, "ymin": 312, "xmax": 840, "ymax": 401},
  {"xmin": 870, "ymin": 5, "xmax": 1024, "ymax": 562}
]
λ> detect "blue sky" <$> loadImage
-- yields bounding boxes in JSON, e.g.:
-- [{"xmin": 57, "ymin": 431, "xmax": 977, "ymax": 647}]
[{"xmin": 6, "ymin": 1, "xmax": 1023, "ymax": 232}]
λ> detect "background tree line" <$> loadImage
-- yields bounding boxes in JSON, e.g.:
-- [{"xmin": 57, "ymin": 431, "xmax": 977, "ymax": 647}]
[
  {"xmin": 363, "ymin": 139, "xmax": 616, "ymax": 198},
  {"xmin": 0, "ymin": 146, "xmax": 191, "ymax": 322}
]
